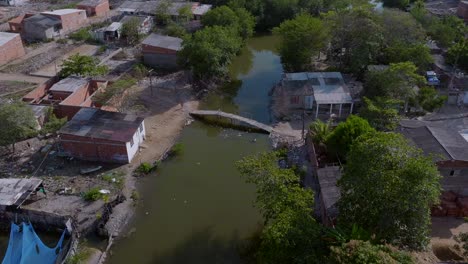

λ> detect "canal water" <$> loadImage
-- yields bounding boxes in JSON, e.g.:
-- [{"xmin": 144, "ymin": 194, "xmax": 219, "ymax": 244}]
[{"xmin": 108, "ymin": 35, "xmax": 283, "ymax": 264}]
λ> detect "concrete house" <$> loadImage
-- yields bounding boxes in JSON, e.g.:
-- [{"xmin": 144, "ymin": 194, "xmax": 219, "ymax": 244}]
[
  {"xmin": 59, "ymin": 108, "xmax": 146, "ymax": 163},
  {"xmin": 119, "ymin": 15, "xmax": 153, "ymax": 35},
  {"xmin": 8, "ymin": 13, "xmax": 35, "ymax": 33},
  {"xmin": 273, "ymin": 72, "xmax": 355, "ymax": 119},
  {"xmin": 0, "ymin": 32, "xmax": 25, "ymax": 65},
  {"xmin": 23, "ymin": 9, "xmax": 87, "ymax": 41},
  {"xmin": 77, "ymin": 0, "xmax": 110, "ymax": 17},
  {"xmin": 401, "ymin": 118, "xmax": 468, "ymax": 195},
  {"xmin": 22, "ymin": 76, "xmax": 108, "ymax": 120},
  {"xmin": 23, "ymin": 14, "xmax": 62, "ymax": 41},
  {"xmin": 142, "ymin": 33, "xmax": 182, "ymax": 69},
  {"xmin": 92, "ymin": 22, "xmax": 122, "ymax": 42}
]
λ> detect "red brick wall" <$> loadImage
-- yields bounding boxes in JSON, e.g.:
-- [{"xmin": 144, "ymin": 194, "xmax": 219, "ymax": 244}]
[
  {"xmin": 60, "ymin": 134, "xmax": 129, "ymax": 163},
  {"xmin": 60, "ymin": 83, "xmax": 90, "ymax": 106},
  {"xmin": 458, "ymin": 1, "xmax": 468, "ymax": 22},
  {"xmin": 95, "ymin": 0, "xmax": 110, "ymax": 16},
  {"xmin": 142, "ymin": 45, "xmax": 178, "ymax": 55},
  {"xmin": 438, "ymin": 160, "xmax": 468, "ymax": 169},
  {"xmin": 44, "ymin": 11, "xmax": 87, "ymax": 33},
  {"xmin": 0, "ymin": 34, "xmax": 25, "ymax": 65}
]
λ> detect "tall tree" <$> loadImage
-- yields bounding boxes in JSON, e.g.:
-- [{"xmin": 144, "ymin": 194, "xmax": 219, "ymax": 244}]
[
  {"xmin": 360, "ymin": 97, "xmax": 402, "ymax": 131},
  {"xmin": 338, "ymin": 132, "xmax": 441, "ymax": 249},
  {"xmin": 0, "ymin": 101, "xmax": 37, "ymax": 152},
  {"xmin": 380, "ymin": 9, "xmax": 425, "ymax": 47},
  {"xmin": 364, "ymin": 62, "xmax": 425, "ymax": 102},
  {"xmin": 236, "ymin": 152, "xmax": 323, "ymax": 263},
  {"xmin": 326, "ymin": 115, "xmax": 375, "ymax": 158},
  {"xmin": 60, "ymin": 54, "xmax": 108, "ymax": 78},
  {"xmin": 154, "ymin": 0, "xmax": 172, "ymax": 25},
  {"xmin": 384, "ymin": 43, "xmax": 433, "ymax": 72},
  {"xmin": 273, "ymin": 14, "xmax": 328, "ymax": 72},
  {"xmin": 121, "ymin": 17, "xmax": 143, "ymax": 45},
  {"xmin": 178, "ymin": 26, "xmax": 242, "ymax": 80},
  {"xmin": 447, "ymin": 40, "xmax": 468, "ymax": 72},
  {"xmin": 416, "ymin": 87, "xmax": 447, "ymax": 112},
  {"xmin": 326, "ymin": 9, "xmax": 383, "ymax": 75},
  {"xmin": 202, "ymin": 6, "xmax": 255, "ymax": 40}
]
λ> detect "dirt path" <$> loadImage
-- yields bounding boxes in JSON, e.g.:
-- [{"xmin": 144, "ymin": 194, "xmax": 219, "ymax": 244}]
[{"xmin": 0, "ymin": 73, "xmax": 49, "ymax": 84}]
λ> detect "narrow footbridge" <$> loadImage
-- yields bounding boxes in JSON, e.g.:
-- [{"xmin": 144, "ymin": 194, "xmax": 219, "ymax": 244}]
[{"xmin": 189, "ymin": 110, "xmax": 274, "ymax": 133}]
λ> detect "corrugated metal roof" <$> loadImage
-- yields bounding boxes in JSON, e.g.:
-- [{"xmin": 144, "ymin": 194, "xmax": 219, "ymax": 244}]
[
  {"xmin": 59, "ymin": 108, "xmax": 144, "ymax": 142},
  {"xmin": 49, "ymin": 76, "xmax": 88, "ymax": 93},
  {"xmin": 24, "ymin": 14, "xmax": 61, "ymax": 29},
  {"xmin": 42, "ymin": 9, "xmax": 84, "ymax": 16},
  {"xmin": 0, "ymin": 178, "xmax": 43, "ymax": 207},
  {"xmin": 142, "ymin": 33, "xmax": 182, "ymax": 51},
  {"xmin": 0, "ymin": 32, "xmax": 19, "ymax": 46},
  {"xmin": 317, "ymin": 166, "xmax": 341, "ymax": 215}
]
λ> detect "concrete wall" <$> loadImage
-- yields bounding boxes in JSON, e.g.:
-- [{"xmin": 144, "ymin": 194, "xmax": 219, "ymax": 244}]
[
  {"xmin": 125, "ymin": 120, "xmax": 146, "ymax": 162},
  {"xmin": 23, "ymin": 23, "xmax": 58, "ymax": 41},
  {"xmin": 0, "ymin": 208, "xmax": 70, "ymax": 232},
  {"xmin": 0, "ymin": 34, "xmax": 25, "ymax": 65},
  {"xmin": 143, "ymin": 53, "xmax": 178, "ymax": 69},
  {"xmin": 44, "ymin": 10, "xmax": 87, "ymax": 35}
]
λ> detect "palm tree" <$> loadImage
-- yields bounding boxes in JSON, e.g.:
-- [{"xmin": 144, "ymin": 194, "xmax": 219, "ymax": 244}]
[{"xmin": 309, "ymin": 119, "xmax": 331, "ymax": 147}]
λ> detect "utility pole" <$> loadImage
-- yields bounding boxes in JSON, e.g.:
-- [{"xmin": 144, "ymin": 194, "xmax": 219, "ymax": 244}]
[{"xmin": 148, "ymin": 69, "xmax": 154, "ymax": 96}]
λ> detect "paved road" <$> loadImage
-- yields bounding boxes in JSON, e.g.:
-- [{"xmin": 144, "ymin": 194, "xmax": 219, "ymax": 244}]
[{"xmin": 0, "ymin": 73, "xmax": 49, "ymax": 84}]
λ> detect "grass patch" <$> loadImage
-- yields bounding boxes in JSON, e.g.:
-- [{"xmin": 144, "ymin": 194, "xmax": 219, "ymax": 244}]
[
  {"xmin": 83, "ymin": 187, "xmax": 109, "ymax": 202},
  {"xmin": 65, "ymin": 246, "xmax": 91, "ymax": 264},
  {"xmin": 101, "ymin": 170, "xmax": 125, "ymax": 189},
  {"xmin": 135, "ymin": 161, "xmax": 160, "ymax": 175},
  {"xmin": 169, "ymin": 143, "xmax": 184, "ymax": 157}
]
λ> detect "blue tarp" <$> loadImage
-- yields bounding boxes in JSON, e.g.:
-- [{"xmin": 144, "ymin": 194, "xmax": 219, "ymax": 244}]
[{"xmin": 2, "ymin": 222, "xmax": 66, "ymax": 264}]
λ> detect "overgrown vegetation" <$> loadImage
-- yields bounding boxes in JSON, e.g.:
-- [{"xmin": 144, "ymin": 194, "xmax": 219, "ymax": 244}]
[
  {"xmin": 65, "ymin": 245, "xmax": 91, "ymax": 264},
  {"xmin": 92, "ymin": 76, "xmax": 137, "ymax": 107},
  {"xmin": 41, "ymin": 107, "xmax": 67, "ymax": 135},
  {"xmin": 169, "ymin": 143, "xmax": 184, "ymax": 157},
  {"xmin": 83, "ymin": 187, "xmax": 109, "ymax": 202},
  {"xmin": 0, "ymin": 101, "xmax": 37, "ymax": 152},
  {"xmin": 60, "ymin": 54, "xmax": 108, "ymax": 78}
]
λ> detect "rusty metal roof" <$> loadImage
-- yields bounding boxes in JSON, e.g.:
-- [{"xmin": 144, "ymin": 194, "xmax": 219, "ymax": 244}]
[
  {"xmin": 0, "ymin": 178, "xmax": 43, "ymax": 207},
  {"xmin": 59, "ymin": 108, "xmax": 144, "ymax": 143}
]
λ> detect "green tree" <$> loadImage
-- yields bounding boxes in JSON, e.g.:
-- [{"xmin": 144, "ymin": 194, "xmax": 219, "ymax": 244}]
[
  {"xmin": 164, "ymin": 21, "xmax": 187, "ymax": 38},
  {"xmin": 236, "ymin": 152, "xmax": 323, "ymax": 263},
  {"xmin": 155, "ymin": 0, "xmax": 172, "ymax": 25},
  {"xmin": 177, "ymin": 5, "xmax": 192, "ymax": 23},
  {"xmin": 326, "ymin": 9, "xmax": 383, "ymax": 75},
  {"xmin": 417, "ymin": 87, "xmax": 447, "ymax": 112},
  {"xmin": 121, "ymin": 17, "xmax": 143, "ymax": 45},
  {"xmin": 0, "ymin": 101, "xmax": 37, "ymax": 151},
  {"xmin": 329, "ymin": 240, "xmax": 414, "ymax": 264},
  {"xmin": 60, "ymin": 54, "xmax": 108, "ymax": 78},
  {"xmin": 338, "ymin": 132, "xmax": 441, "ymax": 249},
  {"xmin": 326, "ymin": 115, "xmax": 375, "ymax": 158},
  {"xmin": 309, "ymin": 119, "xmax": 332, "ymax": 146},
  {"xmin": 360, "ymin": 97, "xmax": 402, "ymax": 131},
  {"xmin": 41, "ymin": 107, "xmax": 67, "ymax": 134},
  {"xmin": 447, "ymin": 40, "xmax": 468, "ymax": 72},
  {"xmin": 202, "ymin": 6, "xmax": 255, "ymax": 40},
  {"xmin": 178, "ymin": 26, "xmax": 242, "ymax": 80},
  {"xmin": 384, "ymin": 43, "xmax": 433, "ymax": 71},
  {"xmin": 364, "ymin": 62, "xmax": 425, "ymax": 102},
  {"xmin": 380, "ymin": 9, "xmax": 425, "ymax": 47},
  {"xmin": 273, "ymin": 14, "xmax": 328, "ymax": 72}
]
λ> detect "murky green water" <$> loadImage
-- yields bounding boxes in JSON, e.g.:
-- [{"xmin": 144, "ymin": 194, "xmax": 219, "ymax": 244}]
[{"xmin": 113, "ymin": 35, "xmax": 283, "ymax": 264}]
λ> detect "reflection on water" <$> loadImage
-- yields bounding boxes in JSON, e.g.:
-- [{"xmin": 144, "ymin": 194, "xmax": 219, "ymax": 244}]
[
  {"xmin": 201, "ymin": 35, "xmax": 283, "ymax": 124},
  {"xmin": 108, "ymin": 35, "xmax": 282, "ymax": 264},
  {"xmin": 109, "ymin": 123, "xmax": 269, "ymax": 264}
]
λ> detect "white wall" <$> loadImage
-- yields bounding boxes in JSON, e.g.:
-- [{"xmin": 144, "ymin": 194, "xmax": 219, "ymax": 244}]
[{"xmin": 125, "ymin": 120, "xmax": 146, "ymax": 163}]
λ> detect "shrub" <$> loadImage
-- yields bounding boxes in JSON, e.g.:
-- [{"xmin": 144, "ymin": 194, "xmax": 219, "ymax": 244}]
[
  {"xmin": 169, "ymin": 143, "xmax": 184, "ymax": 156},
  {"xmin": 41, "ymin": 107, "xmax": 67, "ymax": 134},
  {"xmin": 329, "ymin": 240, "xmax": 414, "ymax": 264},
  {"xmin": 136, "ymin": 162, "xmax": 154, "ymax": 174},
  {"xmin": 83, "ymin": 187, "xmax": 108, "ymax": 202},
  {"xmin": 69, "ymin": 28, "xmax": 92, "ymax": 42}
]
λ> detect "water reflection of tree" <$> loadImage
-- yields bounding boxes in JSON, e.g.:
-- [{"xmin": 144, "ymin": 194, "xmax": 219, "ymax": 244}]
[
  {"xmin": 200, "ymin": 80, "xmax": 242, "ymax": 115},
  {"xmin": 229, "ymin": 46, "xmax": 254, "ymax": 78}
]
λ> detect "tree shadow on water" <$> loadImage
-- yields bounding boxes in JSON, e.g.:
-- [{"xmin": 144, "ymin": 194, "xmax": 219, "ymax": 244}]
[{"xmin": 151, "ymin": 227, "xmax": 247, "ymax": 264}]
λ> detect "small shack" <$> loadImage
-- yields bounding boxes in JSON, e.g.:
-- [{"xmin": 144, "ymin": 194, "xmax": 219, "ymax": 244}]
[
  {"xmin": 0, "ymin": 32, "xmax": 25, "ymax": 65},
  {"xmin": 119, "ymin": 15, "xmax": 152, "ymax": 35},
  {"xmin": 59, "ymin": 108, "xmax": 146, "ymax": 163},
  {"xmin": 317, "ymin": 166, "xmax": 341, "ymax": 227},
  {"xmin": 0, "ymin": 178, "xmax": 44, "ymax": 211},
  {"xmin": 77, "ymin": 0, "xmax": 110, "ymax": 17},
  {"xmin": 142, "ymin": 33, "xmax": 182, "ymax": 69},
  {"xmin": 92, "ymin": 22, "xmax": 122, "ymax": 42}
]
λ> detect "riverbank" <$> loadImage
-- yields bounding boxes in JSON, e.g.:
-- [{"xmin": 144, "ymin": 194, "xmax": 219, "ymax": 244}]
[{"xmin": 89, "ymin": 71, "xmax": 200, "ymax": 263}]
